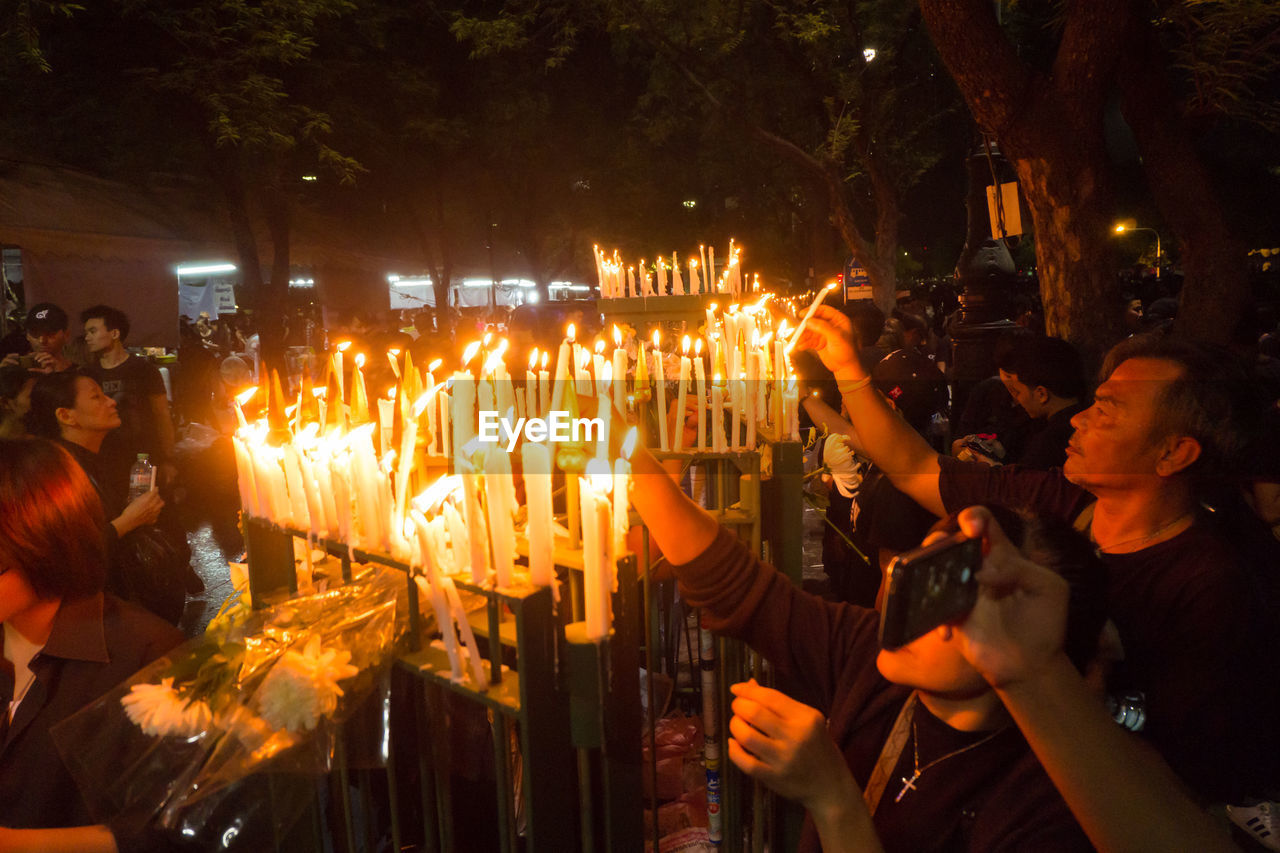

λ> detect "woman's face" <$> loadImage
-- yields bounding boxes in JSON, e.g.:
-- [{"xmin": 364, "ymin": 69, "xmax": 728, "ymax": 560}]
[{"xmin": 65, "ymin": 376, "xmax": 122, "ymax": 433}]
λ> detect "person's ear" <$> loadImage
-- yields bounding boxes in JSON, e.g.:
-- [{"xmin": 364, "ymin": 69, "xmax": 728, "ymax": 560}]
[
  {"xmin": 1033, "ymin": 385, "xmax": 1051, "ymax": 407},
  {"xmin": 55, "ymin": 405, "xmax": 77, "ymax": 428},
  {"xmin": 1155, "ymin": 435, "xmax": 1201, "ymax": 477},
  {"xmin": 110, "ymin": 328, "xmax": 121, "ymax": 343}
]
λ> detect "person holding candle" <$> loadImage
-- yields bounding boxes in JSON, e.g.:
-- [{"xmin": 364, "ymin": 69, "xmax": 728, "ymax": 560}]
[
  {"xmin": 796, "ymin": 307, "xmax": 1277, "ymax": 804},
  {"xmin": 621, "ymin": 432, "xmax": 1233, "ymax": 852}
]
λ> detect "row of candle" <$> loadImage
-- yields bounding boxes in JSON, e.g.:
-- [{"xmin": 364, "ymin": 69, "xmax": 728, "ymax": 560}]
[{"xmin": 594, "ymin": 240, "xmax": 751, "ymax": 301}]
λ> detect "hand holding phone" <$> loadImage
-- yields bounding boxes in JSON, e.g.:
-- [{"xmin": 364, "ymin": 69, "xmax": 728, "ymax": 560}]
[{"xmin": 879, "ymin": 532, "xmax": 981, "ymax": 650}]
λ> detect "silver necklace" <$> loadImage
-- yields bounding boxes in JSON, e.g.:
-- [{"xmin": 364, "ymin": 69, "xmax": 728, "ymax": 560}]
[
  {"xmin": 895, "ymin": 719, "xmax": 1006, "ymax": 803},
  {"xmin": 1094, "ymin": 512, "xmax": 1193, "ymax": 554}
]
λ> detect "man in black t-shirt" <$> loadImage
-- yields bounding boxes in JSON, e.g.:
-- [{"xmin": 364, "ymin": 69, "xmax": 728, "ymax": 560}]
[
  {"xmin": 996, "ymin": 334, "xmax": 1086, "ymax": 470},
  {"xmin": 797, "ymin": 309, "xmax": 1276, "ymax": 802},
  {"xmin": 82, "ymin": 305, "xmax": 175, "ymax": 487}
]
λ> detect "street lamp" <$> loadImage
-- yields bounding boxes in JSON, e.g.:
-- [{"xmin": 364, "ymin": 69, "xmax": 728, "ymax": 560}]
[{"xmin": 1112, "ymin": 221, "xmax": 1162, "ymax": 279}]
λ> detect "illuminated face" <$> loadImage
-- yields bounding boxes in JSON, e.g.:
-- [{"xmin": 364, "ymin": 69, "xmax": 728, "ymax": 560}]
[
  {"xmin": 63, "ymin": 376, "xmax": 121, "ymax": 434},
  {"xmin": 876, "ymin": 625, "xmax": 990, "ymax": 699},
  {"xmin": 1063, "ymin": 357, "xmax": 1182, "ymax": 491},
  {"xmin": 83, "ymin": 318, "xmax": 119, "ymax": 355},
  {"xmin": 27, "ymin": 327, "xmax": 68, "ymax": 356}
]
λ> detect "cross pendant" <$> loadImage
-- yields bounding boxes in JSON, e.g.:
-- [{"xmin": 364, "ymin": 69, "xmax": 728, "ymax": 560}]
[{"xmin": 895, "ymin": 772, "xmax": 920, "ymax": 803}]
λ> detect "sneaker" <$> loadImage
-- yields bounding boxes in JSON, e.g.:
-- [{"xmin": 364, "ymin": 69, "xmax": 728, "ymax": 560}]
[{"xmin": 1228, "ymin": 802, "xmax": 1279, "ymax": 852}]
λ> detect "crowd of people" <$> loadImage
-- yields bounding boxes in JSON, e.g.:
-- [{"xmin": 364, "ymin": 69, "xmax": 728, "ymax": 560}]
[{"xmin": 0, "ymin": 277, "xmax": 1278, "ymax": 850}]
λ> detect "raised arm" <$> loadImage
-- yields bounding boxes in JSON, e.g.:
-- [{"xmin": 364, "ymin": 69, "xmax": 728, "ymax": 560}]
[
  {"xmin": 799, "ymin": 307, "xmax": 944, "ymax": 516},
  {"xmin": 627, "ymin": 443, "xmax": 720, "ymax": 565}
]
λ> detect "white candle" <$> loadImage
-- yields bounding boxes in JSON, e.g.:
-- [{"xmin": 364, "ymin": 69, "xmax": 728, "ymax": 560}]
[
  {"xmin": 461, "ymin": 472, "xmax": 491, "ymax": 584},
  {"xmin": 443, "ymin": 576, "xmax": 489, "ymax": 689},
  {"xmin": 579, "ymin": 476, "xmax": 612, "ymax": 641},
  {"xmin": 538, "ymin": 351, "xmax": 551, "ymax": 425},
  {"xmin": 412, "ymin": 514, "xmax": 461, "ymax": 680},
  {"xmin": 451, "ymin": 372, "xmax": 476, "ymax": 469},
  {"xmin": 231, "ymin": 436, "xmax": 259, "ymax": 516},
  {"xmin": 483, "ymin": 446, "xmax": 517, "ymax": 588},
  {"xmin": 693, "ymin": 344, "xmax": 706, "ymax": 451},
  {"xmin": 522, "ymin": 441, "xmax": 554, "ymax": 588},
  {"xmin": 526, "ymin": 350, "xmax": 540, "ymax": 422},
  {"xmin": 551, "ymin": 331, "xmax": 573, "ymax": 418},
  {"xmin": 711, "ymin": 379, "xmax": 724, "ymax": 453},
  {"xmin": 671, "ymin": 253, "xmax": 683, "ymax": 296},
  {"xmin": 282, "ymin": 444, "xmax": 311, "ymax": 530},
  {"xmin": 611, "ymin": 327, "xmax": 627, "ymax": 415},
  {"xmin": 700, "ymin": 245, "xmax": 709, "ymax": 292},
  {"xmin": 786, "ymin": 282, "xmax": 838, "ymax": 355},
  {"xmin": 378, "ymin": 396, "xmax": 395, "ymax": 456},
  {"xmin": 689, "ymin": 259, "xmax": 699, "ymax": 295},
  {"xmin": 674, "ymin": 336, "xmax": 691, "ymax": 452},
  {"xmin": 443, "ymin": 500, "xmax": 469, "ymax": 576},
  {"xmin": 653, "ymin": 331, "xmax": 668, "ymax": 451}
]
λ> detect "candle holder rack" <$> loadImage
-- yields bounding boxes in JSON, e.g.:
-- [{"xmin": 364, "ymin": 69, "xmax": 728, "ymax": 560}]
[
  {"xmin": 240, "ymin": 516, "xmax": 643, "ymax": 853},
  {"xmin": 597, "ymin": 293, "xmax": 721, "ymax": 327}
]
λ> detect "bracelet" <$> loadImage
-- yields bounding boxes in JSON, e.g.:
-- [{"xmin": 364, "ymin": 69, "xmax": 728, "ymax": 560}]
[{"xmin": 837, "ymin": 376, "xmax": 872, "ymax": 395}]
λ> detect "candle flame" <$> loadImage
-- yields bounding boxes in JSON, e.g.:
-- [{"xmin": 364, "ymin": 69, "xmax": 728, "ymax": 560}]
[
  {"xmin": 695, "ymin": 338, "xmax": 703, "ymax": 356},
  {"xmin": 690, "ymin": 259, "xmax": 698, "ymax": 269},
  {"xmin": 462, "ymin": 341, "xmax": 481, "ymax": 366},
  {"xmin": 709, "ymin": 302, "xmax": 717, "ymax": 312},
  {"xmin": 414, "ymin": 475, "xmax": 464, "ymax": 514},
  {"xmin": 594, "ymin": 339, "xmax": 605, "ymax": 355},
  {"xmin": 652, "ymin": 329, "xmax": 660, "ymax": 348},
  {"xmin": 388, "ymin": 348, "xmax": 401, "ymax": 357},
  {"xmin": 483, "ymin": 349, "xmax": 505, "ymax": 374},
  {"xmin": 528, "ymin": 348, "xmax": 538, "ymax": 370},
  {"xmin": 483, "ymin": 331, "xmax": 493, "ymax": 348},
  {"xmin": 355, "ymin": 353, "xmax": 366, "ymax": 369},
  {"xmin": 312, "ymin": 387, "xmax": 326, "ymax": 398},
  {"xmin": 613, "ymin": 324, "xmax": 621, "ymax": 347},
  {"xmin": 682, "ymin": 334, "xmax": 690, "ymax": 355},
  {"xmin": 567, "ymin": 323, "xmax": 576, "ymax": 342},
  {"xmin": 428, "ymin": 358, "xmax": 443, "ymax": 373},
  {"xmin": 540, "ymin": 351, "xmax": 548, "ymax": 370},
  {"xmin": 336, "ymin": 341, "xmax": 352, "ymax": 352},
  {"xmin": 621, "ymin": 426, "xmax": 639, "ymax": 460},
  {"xmin": 236, "ymin": 386, "xmax": 260, "ymax": 406},
  {"xmin": 387, "ymin": 387, "xmax": 397, "ymax": 399},
  {"xmin": 495, "ymin": 338, "xmax": 509, "ymax": 357}
]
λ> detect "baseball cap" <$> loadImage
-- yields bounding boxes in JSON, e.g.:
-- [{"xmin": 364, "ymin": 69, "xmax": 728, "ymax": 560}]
[
  {"xmin": 25, "ymin": 303, "xmax": 69, "ymax": 335},
  {"xmin": 872, "ymin": 348, "xmax": 947, "ymax": 433}
]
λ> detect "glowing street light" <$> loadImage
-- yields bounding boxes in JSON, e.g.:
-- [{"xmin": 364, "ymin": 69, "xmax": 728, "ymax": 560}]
[{"xmin": 1112, "ymin": 220, "xmax": 1162, "ymax": 279}]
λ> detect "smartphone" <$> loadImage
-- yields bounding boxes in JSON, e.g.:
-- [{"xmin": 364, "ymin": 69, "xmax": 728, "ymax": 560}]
[
  {"xmin": 19, "ymin": 354, "xmax": 38, "ymax": 370},
  {"xmin": 878, "ymin": 532, "xmax": 981, "ymax": 650}
]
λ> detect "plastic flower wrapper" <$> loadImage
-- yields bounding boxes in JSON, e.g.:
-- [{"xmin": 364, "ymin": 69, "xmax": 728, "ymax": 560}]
[{"xmin": 51, "ymin": 563, "xmax": 408, "ymax": 851}]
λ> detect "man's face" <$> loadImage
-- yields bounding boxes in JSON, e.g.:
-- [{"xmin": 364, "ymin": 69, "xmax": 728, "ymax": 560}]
[
  {"xmin": 83, "ymin": 317, "xmax": 118, "ymax": 355},
  {"xmin": 62, "ymin": 376, "xmax": 121, "ymax": 434},
  {"xmin": 1063, "ymin": 357, "xmax": 1181, "ymax": 490},
  {"xmin": 998, "ymin": 368, "xmax": 1043, "ymax": 417},
  {"xmin": 27, "ymin": 327, "xmax": 68, "ymax": 356}
]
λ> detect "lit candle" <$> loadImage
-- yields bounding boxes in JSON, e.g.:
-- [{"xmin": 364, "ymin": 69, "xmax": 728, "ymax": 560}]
[
  {"xmin": 350, "ymin": 353, "xmax": 370, "ymax": 425},
  {"xmin": 675, "ymin": 335, "xmax": 691, "ymax": 452},
  {"xmin": 786, "ymin": 282, "xmax": 838, "ymax": 355},
  {"xmin": 611, "ymin": 326, "xmax": 627, "ymax": 415},
  {"xmin": 231, "ymin": 436, "xmax": 259, "ymax": 516},
  {"xmin": 282, "ymin": 444, "xmax": 311, "ymax": 530},
  {"xmin": 378, "ymin": 390, "xmax": 396, "ymax": 456},
  {"xmin": 705, "ymin": 302, "xmax": 717, "ymax": 340},
  {"xmin": 551, "ymin": 327, "xmax": 572, "ymax": 418},
  {"xmin": 526, "ymin": 350, "xmax": 540, "ymax": 422},
  {"xmin": 653, "ymin": 330, "xmax": 668, "ymax": 451},
  {"xmin": 671, "ymin": 252, "xmax": 683, "ymax": 296},
  {"xmin": 233, "ymin": 386, "xmax": 259, "ymax": 431},
  {"xmin": 580, "ymin": 462, "xmax": 614, "ymax": 641},
  {"xmin": 538, "ymin": 350, "xmax": 551, "ymax": 424},
  {"xmin": 522, "ymin": 441, "xmax": 554, "ymax": 588},
  {"xmin": 689, "ymin": 258, "xmax": 699, "ymax": 295}
]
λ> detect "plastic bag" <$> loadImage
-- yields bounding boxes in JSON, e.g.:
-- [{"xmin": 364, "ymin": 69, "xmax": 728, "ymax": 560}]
[{"xmin": 52, "ymin": 564, "xmax": 406, "ymax": 850}]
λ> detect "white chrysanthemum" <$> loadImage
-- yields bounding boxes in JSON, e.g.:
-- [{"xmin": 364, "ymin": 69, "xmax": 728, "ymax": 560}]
[
  {"xmin": 823, "ymin": 434, "xmax": 865, "ymax": 498},
  {"xmin": 257, "ymin": 636, "xmax": 359, "ymax": 733},
  {"xmin": 121, "ymin": 677, "xmax": 214, "ymax": 738}
]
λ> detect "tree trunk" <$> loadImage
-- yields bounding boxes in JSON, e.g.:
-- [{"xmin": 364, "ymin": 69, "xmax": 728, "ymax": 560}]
[
  {"xmin": 210, "ymin": 146, "xmax": 265, "ymax": 293},
  {"xmin": 920, "ymin": 0, "xmax": 1131, "ymax": 360},
  {"xmin": 259, "ymin": 176, "xmax": 292, "ymax": 375},
  {"xmin": 1117, "ymin": 20, "xmax": 1250, "ymax": 344}
]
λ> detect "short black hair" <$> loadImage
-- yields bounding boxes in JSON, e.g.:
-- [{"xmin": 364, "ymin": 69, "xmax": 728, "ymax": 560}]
[
  {"xmin": 81, "ymin": 304, "xmax": 130, "ymax": 342},
  {"xmin": 25, "ymin": 371, "xmax": 85, "ymax": 438},
  {"xmin": 0, "ymin": 366, "xmax": 35, "ymax": 403},
  {"xmin": 996, "ymin": 334, "xmax": 1086, "ymax": 400},
  {"xmin": 1102, "ymin": 332, "xmax": 1260, "ymax": 488},
  {"xmin": 932, "ymin": 507, "xmax": 1109, "ymax": 673}
]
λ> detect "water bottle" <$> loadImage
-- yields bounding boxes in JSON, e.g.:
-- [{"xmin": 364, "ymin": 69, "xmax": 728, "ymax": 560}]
[{"xmin": 127, "ymin": 453, "xmax": 155, "ymax": 502}]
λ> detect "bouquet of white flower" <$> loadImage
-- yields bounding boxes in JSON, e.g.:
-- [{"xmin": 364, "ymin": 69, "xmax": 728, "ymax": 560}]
[{"xmin": 52, "ymin": 563, "xmax": 406, "ymax": 850}]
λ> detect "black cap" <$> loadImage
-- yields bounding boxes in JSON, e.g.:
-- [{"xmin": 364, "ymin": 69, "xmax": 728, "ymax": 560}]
[
  {"xmin": 25, "ymin": 303, "xmax": 68, "ymax": 335},
  {"xmin": 872, "ymin": 348, "xmax": 947, "ymax": 433}
]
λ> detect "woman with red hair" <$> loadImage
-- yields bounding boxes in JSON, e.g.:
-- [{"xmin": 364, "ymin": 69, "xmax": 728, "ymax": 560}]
[{"xmin": 0, "ymin": 438, "xmax": 182, "ymax": 852}]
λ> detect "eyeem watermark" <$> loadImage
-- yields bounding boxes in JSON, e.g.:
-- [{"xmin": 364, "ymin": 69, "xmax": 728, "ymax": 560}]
[{"xmin": 478, "ymin": 411, "xmax": 603, "ymax": 452}]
